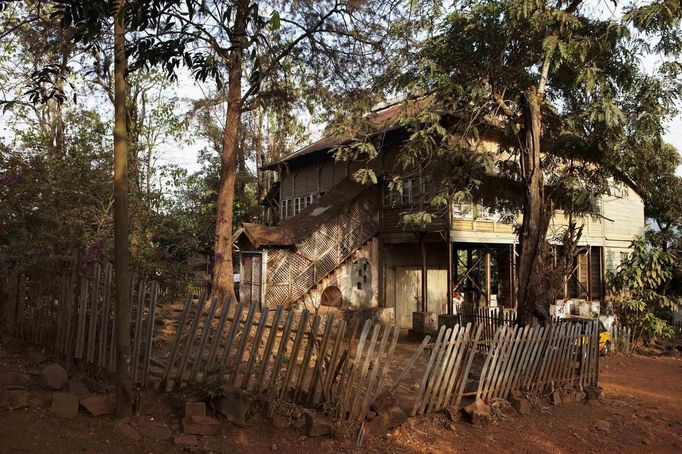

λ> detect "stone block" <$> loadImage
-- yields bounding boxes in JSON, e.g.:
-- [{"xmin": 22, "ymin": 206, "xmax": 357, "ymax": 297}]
[
  {"xmin": 183, "ymin": 415, "xmax": 220, "ymax": 436},
  {"xmin": 80, "ymin": 395, "xmax": 115, "ymax": 417},
  {"xmin": 51, "ymin": 392, "xmax": 79, "ymax": 418},
  {"xmin": 41, "ymin": 363, "xmax": 68, "ymax": 390}
]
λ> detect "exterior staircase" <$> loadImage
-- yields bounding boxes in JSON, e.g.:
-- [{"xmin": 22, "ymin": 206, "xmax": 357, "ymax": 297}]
[{"xmin": 239, "ymin": 184, "xmax": 379, "ymax": 309}]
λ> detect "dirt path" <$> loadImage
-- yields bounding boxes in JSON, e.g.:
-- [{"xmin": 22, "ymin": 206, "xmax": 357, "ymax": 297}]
[{"xmin": 1, "ymin": 339, "xmax": 681, "ymax": 453}]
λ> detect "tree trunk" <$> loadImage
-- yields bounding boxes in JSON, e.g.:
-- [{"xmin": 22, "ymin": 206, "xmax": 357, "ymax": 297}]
[
  {"xmin": 516, "ymin": 88, "xmax": 551, "ymax": 326},
  {"xmin": 113, "ymin": 0, "xmax": 133, "ymax": 417},
  {"xmin": 210, "ymin": 0, "xmax": 249, "ymax": 301}
]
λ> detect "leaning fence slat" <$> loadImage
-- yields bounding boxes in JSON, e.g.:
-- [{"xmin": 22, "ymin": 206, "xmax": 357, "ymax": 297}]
[
  {"xmin": 422, "ymin": 326, "xmax": 458, "ymax": 414},
  {"xmin": 141, "ymin": 281, "xmax": 158, "ymax": 387},
  {"xmin": 475, "ymin": 325, "xmax": 505, "ymax": 401},
  {"xmin": 268, "ymin": 309, "xmax": 295, "ymax": 393},
  {"xmin": 357, "ymin": 324, "xmax": 392, "ymax": 420},
  {"xmin": 204, "ymin": 297, "xmax": 232, "ymax": 375},
  {"xmin": 411, "ymin": 325, "xmax": 446, "ymax": 416},
  {"xmin": 74, "ymin": 280, "xmax": 88, "ymax": 360},
  {"xmin": 370, "ymin": 325, "xmax": 400, "ymax": 405},
  {"xmin": 494, "ymin": 326, "xmax": 524, "ymax": 399},
  {"xmin": 338, "ymin": 319, "xmax": 371, "ymax": 415},
  {"xmin": 86, "ymin": 263, "xmax": 102, "ymax": 363},
  {"xmin": 436, "ymin": 324, "xmax": 470, "ymax": 410},
  {"xmin": 131, "ymin": 280, "xmax": 146, "ymax": 382},
  {"xmin": 161, "ymin": 295, "xmax": 192, "ymax": 389},
  {"xmin": 173, "ymin": 293, "xmax": 207, "ymax": 389},
  {"xmin": 230, "ymin": 303, "xmax": 258, "ymax": 384},
  {"xmin": 190, "ymin": 296, "xmax": 220, "ymax": 382},
  {"xmin": 294, "ymin": 314, "xmax": 321, "ymax": 402},
  {"xmin": 242, "ymin": 308, "xmax": 270, "ymax": 390},
  {"xmin": 482, "ymin": 326, "xmax": 512, "ymax": 401},
  {"xmin": 307, "ymin": 313, "xmax": 335, "ymax": 405},
  {"xmin": 219, "ymin": 300, "xmax": 244, "ymax": 367},
  {"xmin": 322, "ymin": 319, "xmax": 348, "ymax": 401},
  {"xmin": 254, "ymin": 305, "xmax": 284, "ymax": 393},
  {"xmin": 390, "ymin": 334, "xmax": 430, "ymax": 395},
  {"xmin": 334, "ymin": 318, "xmax": 361, "ymax": 403},
  {"xmin": 98, "ymin": 264, "xmax": 113, "ymax": 368},
  {"xmin": 452, "ymin": 324, "xmax": 482, "ymax": 408},
  {"xmin": 280, "ymin": 310, "xmax": 309, "ymax": 398},
  {"xmin": 349, "ymin": 323, "xmax": 381, "ymax": 419}
]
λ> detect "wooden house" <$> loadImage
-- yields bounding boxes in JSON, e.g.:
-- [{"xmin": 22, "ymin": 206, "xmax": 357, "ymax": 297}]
[{"xmin": 233, "ymin": 100, "xmax": 645, "ymax": 330}]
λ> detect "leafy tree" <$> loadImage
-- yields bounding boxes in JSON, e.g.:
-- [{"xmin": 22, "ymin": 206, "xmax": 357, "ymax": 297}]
[
  {"xmin": 343, "ymin": 0, "xmax": 682, "ymax": 325},
  {"xmin": 608, "ymin": 236, "xmax": 679, "ymax": 344},
  {"xmin": 132, "ymin": 0, "xmax": 399, "ymax": 300}
]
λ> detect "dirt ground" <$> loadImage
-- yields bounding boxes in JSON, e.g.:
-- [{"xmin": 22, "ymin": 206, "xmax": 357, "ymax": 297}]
[{"xmin": 1, "ymin": 338, "xmax": 681, "ymax": 454}]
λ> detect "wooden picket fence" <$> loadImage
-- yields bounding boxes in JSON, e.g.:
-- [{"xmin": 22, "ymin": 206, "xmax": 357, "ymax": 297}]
[
  {"xmin": 0, "ymin": 262, "xmax": 159, "ymax": 386},
  {"xmin": 160, "ymin": 294, "xmax": 400, "ymax": 421},
  {"xmin": 454, "ymin": 304, "xmax": 517, "ymax": 351},
  {"xmin": 609, "ymin": 324, "xmax": 635, "ymax": 354},
  {"xmin": 475, "ymin": 322, "xmax": 599, "ymax": 401},
  {"xmin": 410, "ymin": 323, "xmax": 481, "ymax": 415}
]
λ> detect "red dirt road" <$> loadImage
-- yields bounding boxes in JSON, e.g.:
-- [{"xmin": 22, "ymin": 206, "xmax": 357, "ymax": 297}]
[{"xmin": 1, "ymin": 346, "xmax": 680, "ymax": 453}]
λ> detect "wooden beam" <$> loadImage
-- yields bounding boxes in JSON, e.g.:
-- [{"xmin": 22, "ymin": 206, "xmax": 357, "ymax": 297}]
[
  {"xmin": 485, "ymin": 251, "xmax": 492, "ymax": 305},
  {"xmin": 421, "ymin": 235, "xmax": 427, "ymax": 313},
  {"xmin": 447, "ymin": 241, "xmax": 453, "ymax": 315}
]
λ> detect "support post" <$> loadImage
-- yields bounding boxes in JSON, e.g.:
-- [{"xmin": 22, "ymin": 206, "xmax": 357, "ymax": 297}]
[
  {"xmin": 420, "ymin": 235, "xmax": 427, "ymax": 313},
  {"xmin": 585, "ymin": 246, "xmax": 592, "ymax": 301},
  {"xmin": 447, "ymin": 240, "xmax": 453, "ymax": 315},
  {"xmin": 485, "ymin": 251, "xmax": 491, "ymax": 306}
]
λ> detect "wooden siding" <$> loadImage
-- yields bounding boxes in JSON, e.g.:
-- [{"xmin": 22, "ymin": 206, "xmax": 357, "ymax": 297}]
[{"xmin": 381, "ymin": 207, "xmax": 448, "ymax": 233}]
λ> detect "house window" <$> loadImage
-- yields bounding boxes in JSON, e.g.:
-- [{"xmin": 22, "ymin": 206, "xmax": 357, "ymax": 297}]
[
  {"xmin": 281, "ymin": 194, "xmax": 315, "ymax": 219},
  {"xmin": 383, "ymin": 177, "xmax": 424, "ymax": 207}
]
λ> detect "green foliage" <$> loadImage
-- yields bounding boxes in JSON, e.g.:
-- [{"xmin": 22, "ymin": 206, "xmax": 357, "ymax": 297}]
[{"xmin": 608, "ymin": 237, "xmax": 679, "ymax": 342}]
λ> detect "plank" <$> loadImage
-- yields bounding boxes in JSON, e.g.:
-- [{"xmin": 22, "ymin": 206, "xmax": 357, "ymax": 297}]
[
  {"xmin": 452, "ymin": 323, "xmax": 482, "ymax": 408},
  {"xmin": 230, "ymin": 303, "xmax": 258, "ymax": 385},
  {"xmin": 371, "ymin": 325, "xmax": 400, "ymax": 402},
  {"xmin": 242, "ymin": 308, "xmax": 270, "ymax": 390},
  {"xmin": 204, "ymin": 297, "xmax": 232, "ymax": 374},
  {"xmin": 435, "ymin": 324, "xmax": 469, "ymax": 410},
  {"xmin": 86, "ymin": 263, "xmax": 102, "ymax": 363},
  {"xmin": 219, "ymin": 300, "xmax": 244, "ymax": 367},
  {"xmin": 254, "ymin": 305, "xmax": 284, "ymax": 393},
  {"xmin": 268, "ymin": 309, "xmax": 295, "ymax": 393},
  {"xmin": 141, "ymin": 281, "xmax": 158, "ymax": 387},
  {"xmin": 293, "ymin": 314, "xmax": 320, "ymax": 402},
  {"xmin": 190, "ymin": 296, "xmax": 220, "ymax": 382},
  {"xmin": 358, "ymin": 324, "xmax": 393, "ymax": 420},
  {"xmin": 339, "ymin": 319, "xmax": 372, "ymax": 418},
  {"xmin": 349, "ymin": 323, "xmax": 381, "ymax": 419},
  {"xmin": 307, "ymin": 313, "xmax": 335, "ymax": 405},
  {"xmin": 475, "ymin": 325, "xmax": 505, "ymax": 401},
  {"xmin": 132, "ymin": 279, "xmax": 146, "ymax": 382},
  {"xmin": 422, "ymin": 326, "xmax": 459, "ymax": 414},
  {"xmin": 321, "ymin": 319, "xmax": 348, "ymax": 402},
  {"xmin": 280, "ymin": 310, "xmax": 309, "ymax": 398},
  {"xmin": 74, "ymin": 279, "xmax": 88, "ymax": 360},
  {"xmin": 389, "ymin": 334, "xmax": 430, "ymax": 395},
  {"xmin": 173, "ymin": 293, "xmax": 207, "ymax": 389},
  {"xmin": 411, "ymin": 325, "xmax": 446, "ymax": 416},
  {"xmin": 336, "ymin": 319, "xmax": 369, "ymax": 411},
  {"xmin": 98, "ymin": 263, "xmax": 113, "ymax": 368}
]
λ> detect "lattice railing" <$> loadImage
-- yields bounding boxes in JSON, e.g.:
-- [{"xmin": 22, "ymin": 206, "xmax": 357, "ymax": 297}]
[{"xmin": 263, "ymin": 188, "xmax": 379, "ymax": 308}]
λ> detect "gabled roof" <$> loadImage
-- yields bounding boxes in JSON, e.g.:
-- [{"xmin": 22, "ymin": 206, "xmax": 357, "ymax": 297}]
[
  {"xmin": 235, "ymin": 179, "xmax": 372, "ymax": 248},
  {"xmin": 261, "ymin": 96, "xmax": 435, "ymax": 170}
]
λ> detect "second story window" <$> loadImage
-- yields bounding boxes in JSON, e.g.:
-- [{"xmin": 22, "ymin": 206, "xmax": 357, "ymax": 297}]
[
  {"xmin": 383, "ymin": 177, "xmax": 424, "ymax": 207},
  {"xmin": 281, "ymin": 194, "xmax": 315, "ymax": 219}
]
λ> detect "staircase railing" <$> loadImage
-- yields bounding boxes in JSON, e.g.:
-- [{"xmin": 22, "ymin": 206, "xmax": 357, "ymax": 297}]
[{"xmin": 262, "ymin": 188, "xmax": 379, "ymax": 308}]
